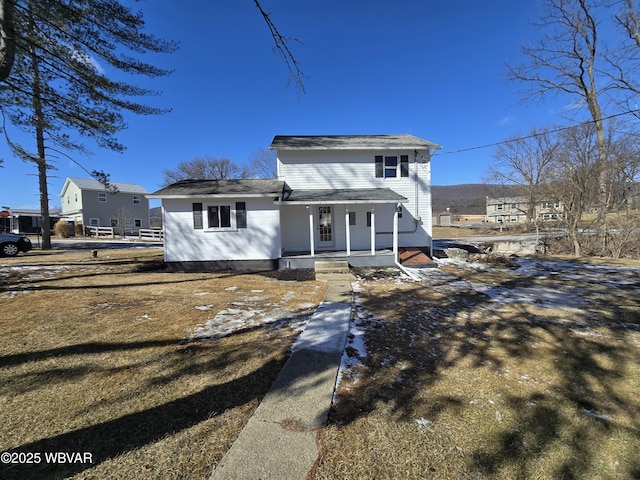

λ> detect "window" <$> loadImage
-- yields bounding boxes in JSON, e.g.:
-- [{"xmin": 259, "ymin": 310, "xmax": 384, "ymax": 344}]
[
  {"xmin": 98, "ymin": 192, "xmax": 107, "ymax": 203},
  {"xmin": 192, "ymin": 203, "xmax": 203, "ymax": 229},
  {"xmin": 236, "ymin": 202, "xmax": 247, "ymax": 229},
  {"xmin": 208, "ymin": 205, "xmax": 231, "ymax": 228},
  {"xmin": 495, "ymin": 204, "xmax": 504, "ymax": 211},
  {"xmin": 348, "ymin": 211, "xmax": 356, "ymax": 225},
  {"xmin": 384, "ymin": 156, "xmax": 397, "ymax": 177},
  {"xmin": 110, "ymin": 218, "xmax": 118, "ymax": 227},
  {"xmin": 74, "ymin": 193, "xmax": 78, "ymax": 203},
  {"xmin": 367, "ymin": 211, "xmax": 372, "ymax": 227},
  {"xmin": 90, "ymin": 218, "xmax": 99, "ymax": 226},
  {"xmin": 375, "ymin": 155, "xmax": 409, "ymax": 178},
  {"xmin": 133, "ymin": 195, "xmax": 141, "ymax": 204},
  {"xmin": 134, "ymin": 219, "xmax": 142, "ymax": 227}
]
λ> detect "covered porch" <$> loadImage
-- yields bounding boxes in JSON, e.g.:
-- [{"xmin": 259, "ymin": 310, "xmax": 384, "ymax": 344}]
[
  {"xmin": 277, "ymin": 188, "xmax": 407, "ymax": 269},
  {"xmin": 279, "ymin": 248, "xmax": 397, "ymax": 269}
]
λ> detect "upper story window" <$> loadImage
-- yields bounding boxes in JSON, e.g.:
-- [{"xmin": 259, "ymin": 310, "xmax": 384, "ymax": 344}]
[
  {"xmin": 495, "ymin": 204, "xmax": 504, "ymax": 211},
  {"xmin": 133, "ymin": 195, "xmax": 141, "ymax": 204},
  {"xmin": 98, "ymin": 192, "xmax": 107, "ymax": 203},
  {"xmin": 375, "ymin": 155, "xmax": 409, "ymax": 178}
]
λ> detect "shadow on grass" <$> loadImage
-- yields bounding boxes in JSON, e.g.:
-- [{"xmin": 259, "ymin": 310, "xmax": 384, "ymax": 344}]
[
  {"xmin": 329, "ymin": 260, "xmax": 640, "ymax": 478},
  {"xmin": 1, "ymin": 353, "xmax": 283, "ymax": 479}
]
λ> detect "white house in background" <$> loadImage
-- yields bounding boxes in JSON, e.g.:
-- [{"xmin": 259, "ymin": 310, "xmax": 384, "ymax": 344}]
[
  {"xmin": 486, "ymin": 196, "xmax": 564, "ymax": 223},
  {"xmin": 148, "ymin": 134, "xmax": 441, "ymax": 270},
  {"xmin": 59, "ymin": 177, "xmax": 150, "ymax": 233}
]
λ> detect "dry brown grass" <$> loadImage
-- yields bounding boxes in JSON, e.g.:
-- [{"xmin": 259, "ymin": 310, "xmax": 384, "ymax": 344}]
[
  {"xmin": 314, "ymin": 257, "xmax": 640, "ymax": 479},
  {"xmin": 0, "ymin": 248, "xmax": 326, "ymax": 479}
]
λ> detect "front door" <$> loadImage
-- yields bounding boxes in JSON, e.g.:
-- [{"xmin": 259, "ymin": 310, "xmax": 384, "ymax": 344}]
[{"xmin": 317, "ymin": 206, "xmax": 334, "ymax": 249}]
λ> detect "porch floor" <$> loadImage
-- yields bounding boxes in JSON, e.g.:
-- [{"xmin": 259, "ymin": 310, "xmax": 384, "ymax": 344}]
[{"xmin": 280, "ymin": 249, "xmax": 396, "ymax": 269}]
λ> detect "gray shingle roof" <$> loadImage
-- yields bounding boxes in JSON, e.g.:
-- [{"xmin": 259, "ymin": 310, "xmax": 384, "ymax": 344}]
[
  {"xmin": 67, "ymin": 177, "xmax": 148, "ymax": 194},
  {"xmin": 283, "ymin": 188, "xmax": 406, "ymax": 204},
  {"xmin": 149, "ymin": 179, "xmax": 286, "ymax": 197},
  {"xmin": 269, "ymin": 134, "xmax": 442, "ymax": 151}
]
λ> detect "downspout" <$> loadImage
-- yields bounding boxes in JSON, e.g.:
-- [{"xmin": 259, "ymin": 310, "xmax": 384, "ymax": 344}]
[{"xmin": 395, "ymin": 258, "xmax": 420, "ymax": 280}]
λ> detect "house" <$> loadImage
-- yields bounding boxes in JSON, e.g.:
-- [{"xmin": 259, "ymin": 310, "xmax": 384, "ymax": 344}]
[
  {"xmin": 148, "ymin": 134, "xmax": 441, "ymax": 270},
  {"xmin": 486, "ymin": 196, "xmax": 564, "ymax": 223},
  {"xmin": 0, "ymin": 209, "xmax": 62, "ymax": 234},
  {"xmin": 59, "ymin": 178, "xmax": 150, "ymax": 234}
]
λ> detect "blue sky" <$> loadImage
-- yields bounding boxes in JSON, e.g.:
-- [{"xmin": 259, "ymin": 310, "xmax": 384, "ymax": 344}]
[{"xmin": 2, "ymin": 0, "xmax": 580, "ymax": 209}]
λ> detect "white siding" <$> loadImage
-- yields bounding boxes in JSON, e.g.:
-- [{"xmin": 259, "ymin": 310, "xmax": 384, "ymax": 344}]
[
  {"xmin": 278, "ymin": 149, "xmax": 432, "ymax": 248},
  {"xmin": 163, "ymin": 198, "xmax": 281, "ymax": 262}
]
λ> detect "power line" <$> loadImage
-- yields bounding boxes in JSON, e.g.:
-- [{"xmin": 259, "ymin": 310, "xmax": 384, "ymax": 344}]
[{"xmin": 433, "ymin": 108, "xmax": 640, "ymax": 156}]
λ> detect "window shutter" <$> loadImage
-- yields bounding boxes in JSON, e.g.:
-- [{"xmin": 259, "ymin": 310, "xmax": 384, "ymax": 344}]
[
  {"xmin": 375, "ymin": 156, "xmax": 383, "ymax": 178},
  {"xmin": 192, "ymin": 203, "xmax": 203, "ymax": 229},
  {"xmin": 400, "ymin": 155, "xmax": 409, "ymax": 177},
  {"xmin": 236, "ymin": 202, "xmax": 247, "ymax": 228}
]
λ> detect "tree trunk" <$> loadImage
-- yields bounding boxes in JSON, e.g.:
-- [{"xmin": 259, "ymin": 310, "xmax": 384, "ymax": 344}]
[
  {"xmin": 28, "ymin": 8, "xmax": 51, "ymax": 249},
  {"xmin": 0, "ymin": 0, "xmax": 15, "ymax": 82}
]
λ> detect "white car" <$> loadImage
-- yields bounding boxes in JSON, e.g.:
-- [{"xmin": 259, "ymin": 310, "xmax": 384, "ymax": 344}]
[{"xmin": 0, "ymin": 232, "xmax": 33, "ymax": 256}]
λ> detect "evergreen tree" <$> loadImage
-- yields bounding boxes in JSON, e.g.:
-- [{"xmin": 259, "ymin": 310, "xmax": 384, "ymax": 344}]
[{"xmin": 0, "ymin": 0, "xmax": 176, "ymax": 248}]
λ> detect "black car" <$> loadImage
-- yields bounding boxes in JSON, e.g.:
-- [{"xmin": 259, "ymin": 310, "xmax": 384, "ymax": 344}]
[{"xmin": 0, "ymin": 233, "xmax": 33, "ymax": 256}]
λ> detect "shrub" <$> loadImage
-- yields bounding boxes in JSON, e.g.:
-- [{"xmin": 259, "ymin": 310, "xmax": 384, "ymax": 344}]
[{"xmin": 53, "ymin": 220, "xmax": 74, "ymax": 238}]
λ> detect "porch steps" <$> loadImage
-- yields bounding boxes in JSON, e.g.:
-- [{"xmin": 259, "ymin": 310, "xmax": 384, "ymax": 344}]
[{"xmin": 314, "ymin": 260, "xmax": 350, "ymax": 274}]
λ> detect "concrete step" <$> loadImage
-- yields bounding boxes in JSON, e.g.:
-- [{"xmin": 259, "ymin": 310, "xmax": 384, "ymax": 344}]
[{"xmin": 314, "ymin": 260, "xmax": 350, "ymax": 274}]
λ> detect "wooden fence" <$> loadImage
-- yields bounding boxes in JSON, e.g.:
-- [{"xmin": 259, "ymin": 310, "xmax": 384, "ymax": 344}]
[
  {"xmin": 138, "ymin": 228, "xmax": 163, "ymax": 241},
  {"xmin": 85, "ymin": 226, "xmax": 115, "ymax": 238}
]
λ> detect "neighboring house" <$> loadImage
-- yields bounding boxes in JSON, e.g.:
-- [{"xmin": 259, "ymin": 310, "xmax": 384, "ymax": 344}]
[
  {"xmin": 486, "ymin": 196, "xmax": 564, "ymax": 223},
  {"xmin": 0, "ymin": 209, "xmax": 62, "ymax": 234},
  {"xmin": 148, "ymin": 134, "xmax": 441, "ymax": 270},
  {"xmin": 59, "ymin": 178, "xmax": 150, "ymax": 233}
]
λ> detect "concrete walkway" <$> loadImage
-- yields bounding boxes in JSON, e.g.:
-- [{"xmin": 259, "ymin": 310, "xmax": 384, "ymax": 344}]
[{"xmin": 210, "ymin": 273, "xmax": 354, "ymax": 480}]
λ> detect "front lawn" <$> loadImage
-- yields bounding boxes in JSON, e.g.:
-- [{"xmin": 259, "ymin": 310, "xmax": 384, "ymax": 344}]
[
  {"xmin": 314, "ymin": 257, "xmax": 640, "ymax": 479},
  {"xmin": 0, "ymin": 249, "xmax": 325, "ymax": 479}
]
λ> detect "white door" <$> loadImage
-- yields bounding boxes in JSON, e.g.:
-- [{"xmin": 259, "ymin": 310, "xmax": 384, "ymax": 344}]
[{"xmin": 317, "ymin": 206, "xmax": 334, "ymax": 249}]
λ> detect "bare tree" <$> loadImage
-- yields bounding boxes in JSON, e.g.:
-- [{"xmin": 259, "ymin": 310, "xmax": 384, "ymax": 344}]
[
  {"xmin": 545, "ymin": 123, "xmax": 601, "ymax": 256},
  {"xmin": 247, "ymin": 148, "xmax": 277, "ymax": 178},
  {"xmin": 488, "ymin": 127, "xmax": 559, "ymax": 241},
  {"xmin": 162, "ymin": 156, "xmax": 251, "ymax": 186},
  {"xmin": 508, "ymin": 0, "xmax": 616, "ymax": 253},
  {"xmin": 253, "ymin": 0, "xmax": 307, "ymax": 92}
]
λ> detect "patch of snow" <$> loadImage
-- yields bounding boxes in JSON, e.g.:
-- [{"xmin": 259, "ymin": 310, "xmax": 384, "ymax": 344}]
[
  {"xmin": 194, "ymin": 305, "xmax": 214, "ymax": 311},
  {"xmin": 416, "ymin": 417, "xmax": 432, "ymax": 427}
]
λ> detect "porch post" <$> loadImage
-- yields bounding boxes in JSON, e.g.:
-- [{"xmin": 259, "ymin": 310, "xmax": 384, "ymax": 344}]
[
  {"xmin": 370, "ymin": 208, "xmax": 375, "ymax": 255},
  {"xmin": 345, "ymin": 208, "xmax": 351, "ymax": 256},
  {"xmin": 393, "ymin": 203, "xmax": 399, "ymax": 262},
  {"xmin": 307, "ymin": 205, "xmax": 315, "ymax": 257}
]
